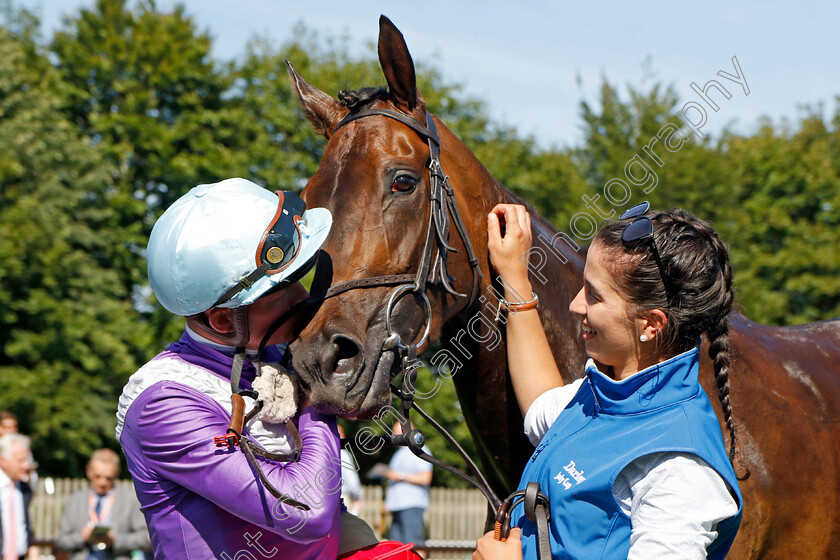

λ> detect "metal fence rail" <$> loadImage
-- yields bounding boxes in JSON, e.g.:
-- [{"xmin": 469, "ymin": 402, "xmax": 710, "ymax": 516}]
[{"xmin": 31, "ymin": 479, "xmax": 488, "ymax": 559}]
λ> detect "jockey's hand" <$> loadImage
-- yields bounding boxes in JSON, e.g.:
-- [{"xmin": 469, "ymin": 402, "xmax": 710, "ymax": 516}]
[
  {"xmin": 473, "ymin": 527, "xmax": 523, "ymax": 560},
  {"xmin": 487, "ymin": 204, "xmax": 532, "ymax": 296}
]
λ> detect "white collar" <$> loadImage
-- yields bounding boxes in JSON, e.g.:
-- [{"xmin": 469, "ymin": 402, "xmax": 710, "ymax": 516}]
[
  {"xmin": 183, "ymin": 325, "xmax": 287, "ymax": 361},
  {"xmin": 0, "ymin": 467, "xmax": 13, "ymax": 489},
  {"xmin": 185, "ymin": 324, "xmax": 236, "ymax": 352}
]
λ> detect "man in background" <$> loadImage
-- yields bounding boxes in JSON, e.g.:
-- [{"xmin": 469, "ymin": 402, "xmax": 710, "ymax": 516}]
[
  {"xmin": 56, "ymin": 449, "xmax": 149, "ymax": 560},
  {"xmin": 0, "ymin": 433, "xmax": 35, "ymax": 560},
  {"xmin": 0, "ymin": 413, "xmax": 18, "ymax": 437},
  {"xmin": 0, "ymin": 413, "xmax": 38, "ymax": 490}
]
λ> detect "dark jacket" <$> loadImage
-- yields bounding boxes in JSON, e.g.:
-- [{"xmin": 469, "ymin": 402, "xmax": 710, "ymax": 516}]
[{"xmin": 0, "ymin": 480, "xmax": 33, "ymax": 555}]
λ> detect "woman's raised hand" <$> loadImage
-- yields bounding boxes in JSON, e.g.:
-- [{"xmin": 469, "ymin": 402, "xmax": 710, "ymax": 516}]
[{"xmin": 487, "ymin": 204, "xmax": 532, "ymax": 294}]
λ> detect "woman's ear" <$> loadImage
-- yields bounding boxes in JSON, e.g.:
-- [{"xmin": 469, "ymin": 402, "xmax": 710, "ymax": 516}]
[
  {"xmin": 639, "ymin": 308, "xmax": 668, "ymax": 342},
  {"xmin": 205, "ymin": 308, "xmax": 235, "ymax": 334}
]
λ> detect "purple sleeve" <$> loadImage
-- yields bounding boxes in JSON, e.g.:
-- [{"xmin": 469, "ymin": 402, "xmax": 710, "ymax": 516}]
[{"xmin": 130, "ymin": 382, "xmax": 341, "ymax": 542}]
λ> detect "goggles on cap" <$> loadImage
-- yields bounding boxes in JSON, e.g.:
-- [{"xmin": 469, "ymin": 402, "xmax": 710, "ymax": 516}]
[{"xmin": 214, "ymin": 190, "xmax": 307, "ymax": 307}]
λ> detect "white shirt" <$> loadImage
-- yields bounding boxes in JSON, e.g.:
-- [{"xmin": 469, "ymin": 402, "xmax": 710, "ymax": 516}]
[
  {"xmin": 524, "ymin": 381, "xmax": 739, "ymax": 560},
  {"xmin": 0, "ymin": 468, "xmax": 28, "ymax": 557}
]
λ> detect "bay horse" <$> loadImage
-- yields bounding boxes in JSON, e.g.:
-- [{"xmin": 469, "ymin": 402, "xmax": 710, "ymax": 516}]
[{"xmin": 286, "ymin": 16, "xmax": 840, "ymax": 559}]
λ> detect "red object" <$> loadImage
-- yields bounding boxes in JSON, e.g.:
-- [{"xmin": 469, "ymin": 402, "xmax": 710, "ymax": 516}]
[
  {"xmin": 339, "ymin": 541, "xmax": 423, "ymax": 560},
  {"xmin": 213, "ymin": 431, "xmax": 239, "ymax": 447}
]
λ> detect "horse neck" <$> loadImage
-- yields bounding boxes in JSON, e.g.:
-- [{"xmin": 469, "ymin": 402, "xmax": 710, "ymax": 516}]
[
  {"xmin": 435, "ymin": 116, "xmax": 585, "ymax": 282},
  {"xmin": 435, "ymin": 118, "xmax": 587, "ymax": 374}
]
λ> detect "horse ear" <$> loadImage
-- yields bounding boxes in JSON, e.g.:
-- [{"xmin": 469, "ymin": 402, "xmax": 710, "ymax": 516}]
[
  {"xmin": 377, "ymin": 15, "xmax": 425, "ymax": 116},
  {"xmin": 286, "ymin": 60, "xmax": 345, "ymax": 138}
]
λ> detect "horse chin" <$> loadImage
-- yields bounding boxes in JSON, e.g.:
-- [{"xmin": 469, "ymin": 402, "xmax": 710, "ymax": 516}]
[{"xmin": 306, "ymin": 350, "xmax": 396, "ymax": 419}]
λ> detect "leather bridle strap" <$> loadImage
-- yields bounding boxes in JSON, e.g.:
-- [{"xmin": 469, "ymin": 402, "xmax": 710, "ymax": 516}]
[
  {"xmin": 494, "ymin": 482, "xmax": 551, "ymax": 560},
  {"xmin": 334, "ymin": 107, "xmax": 440, "ymax": 145},
  {"xmin": 258, "ymin": 108, "xmax": 481, "ymax": 358},
  {"xmin": 257, "ymin": 271, "xmax": 416, "ymax": 358},
  {"xmin": 425, "ymin": 114, "xmax": 482, "ymax": 301}
]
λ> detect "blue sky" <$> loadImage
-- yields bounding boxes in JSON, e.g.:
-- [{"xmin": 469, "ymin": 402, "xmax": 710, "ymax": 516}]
[{"xmin": 20, "ymin": 0, "xmax": 840, "ymax": 149}]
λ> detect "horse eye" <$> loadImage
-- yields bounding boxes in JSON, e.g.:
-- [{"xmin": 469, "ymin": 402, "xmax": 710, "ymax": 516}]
[{"xmin": 392, "ymin": 174, "xmax": 418, "ymax": 193}]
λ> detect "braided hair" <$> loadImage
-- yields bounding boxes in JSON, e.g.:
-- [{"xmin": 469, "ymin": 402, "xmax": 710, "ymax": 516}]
[{"xmin": 594, "ymin": 208, "xmax": 740, "ymax": 465}]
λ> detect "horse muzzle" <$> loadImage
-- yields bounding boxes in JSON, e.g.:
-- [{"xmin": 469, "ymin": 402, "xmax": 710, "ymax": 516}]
[{"xmin": 290, "ymin": 328, "xmax": 398, "ymax": 418}]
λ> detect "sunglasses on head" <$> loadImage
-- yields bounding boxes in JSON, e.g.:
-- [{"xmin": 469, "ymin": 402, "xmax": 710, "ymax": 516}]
[{"xmin": 619, "ymin": 201, "xmax": 676, "ymax": 302}]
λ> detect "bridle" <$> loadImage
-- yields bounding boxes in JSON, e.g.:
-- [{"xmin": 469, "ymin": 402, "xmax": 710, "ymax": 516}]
[
  {"xmin": 247, "ymin": 106, "xmax": 553, "ymax": 554},
  {"xmin": 259, "ymin": 107, "xmax": 482, "ymax": 356},
  {"xmin": 256, "ymin": 106, "xmax": 501, "ymax": 510}
]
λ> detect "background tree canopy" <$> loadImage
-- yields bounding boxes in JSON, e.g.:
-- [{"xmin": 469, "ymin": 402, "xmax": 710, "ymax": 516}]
[{"xmin": 0, "ymin": 0, "xmax": 837, "ymax": 482}]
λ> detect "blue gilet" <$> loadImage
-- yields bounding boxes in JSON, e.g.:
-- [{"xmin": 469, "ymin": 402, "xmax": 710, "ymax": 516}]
[{"xmin": 512, "ymin": 347, "xmax": 743, "ymax": 560}]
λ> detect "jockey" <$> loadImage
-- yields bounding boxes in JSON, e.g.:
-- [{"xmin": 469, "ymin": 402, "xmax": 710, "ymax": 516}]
[{"xmin": 115, "ymin": 178, "xmax": 381, "ymax": 559}]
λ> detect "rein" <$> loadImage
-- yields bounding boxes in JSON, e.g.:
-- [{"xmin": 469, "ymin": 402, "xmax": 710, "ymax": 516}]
[{"xmin": 239, "ymin": 106, "xmax": 552, "ymax": 550}]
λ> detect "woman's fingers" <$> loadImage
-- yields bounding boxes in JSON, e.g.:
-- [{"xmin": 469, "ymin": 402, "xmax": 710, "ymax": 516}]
[
  {"xmin": 487, "ymin": 210, "xmax": 502, "ymax": 244},
  {"xmin": 488, "ymin": 204, "xmax": 530, "ymax": 242},
  {"xmin": 487, "ymin": 204, "xmax": 533, "ymax": 290},
  {"xmin": 472, "ymin": 527, "xmax": 523, "ymax": 560}
]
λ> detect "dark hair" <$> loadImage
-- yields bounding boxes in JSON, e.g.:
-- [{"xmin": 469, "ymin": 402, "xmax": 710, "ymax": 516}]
[
  {"xmin": 338, "ymin": 87, "xmax": 388, "ymax": 112},
  {"xmin": 594, "ymin": 208, "xmax": 740, "ymax": 465}
]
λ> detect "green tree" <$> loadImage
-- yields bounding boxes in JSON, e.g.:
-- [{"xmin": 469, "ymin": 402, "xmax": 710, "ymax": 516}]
[
  {"xmin": 0, "ymin": 19, "xmax": 152, "ymax": 476},
  {"xmin": 49, "ymin": 0, "xmax": 265, "ymax": 343},
  {"xmin": 720, "ymin": 111, "xmax": 840, "ymax": 324},
  {"xmin": 574, "ymin": 75, "xmax": 840, "ymax": 325}
]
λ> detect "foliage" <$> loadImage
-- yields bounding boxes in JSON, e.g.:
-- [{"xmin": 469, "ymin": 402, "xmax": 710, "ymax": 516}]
[
  {"xmin": 0, "ymin": 22, "xmax": 152, "ymax": 476},
  {"xmin": 720, "ymin": 113, "xmax": 840, "ymax": 323},
  {"xmin": 574, "ymin": 78, "xmax": 840, "ymax": 324},
  {"xmin": 0, "ymin": 0, "xmax": 837, "ymax": 480}
]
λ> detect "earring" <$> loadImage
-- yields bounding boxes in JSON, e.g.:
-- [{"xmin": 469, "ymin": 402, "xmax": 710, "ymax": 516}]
[{"xmin": 640, "ymin": 334, "xmax": 649, "ymax": 342}]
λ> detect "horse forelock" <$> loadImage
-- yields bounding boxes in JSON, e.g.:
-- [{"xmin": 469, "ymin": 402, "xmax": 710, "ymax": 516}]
[{"xmin": 337, "ymin": 87, "xmax": 389, "ymax": 113}]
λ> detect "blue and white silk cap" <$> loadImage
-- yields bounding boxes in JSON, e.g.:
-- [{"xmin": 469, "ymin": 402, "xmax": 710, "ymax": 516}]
[{"xmin": 147, "ymin": 178, "xmax": 331, "ymax": 316}]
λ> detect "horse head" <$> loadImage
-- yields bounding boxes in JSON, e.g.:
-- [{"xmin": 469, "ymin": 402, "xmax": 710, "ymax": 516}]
[{"xmin": 287, "ymin": 16, "xmax": 497, "ymax": 417}]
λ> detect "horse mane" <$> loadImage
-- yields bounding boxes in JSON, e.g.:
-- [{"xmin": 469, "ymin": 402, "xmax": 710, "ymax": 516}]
[{"xmin": 337, "ymin": 87, "xmax": 389, "ymax": 112}]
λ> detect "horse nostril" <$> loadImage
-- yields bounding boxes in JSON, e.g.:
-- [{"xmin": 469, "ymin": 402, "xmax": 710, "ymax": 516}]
[{"xmin": 330, "ymin": 334, "xmax": 363, "ymax": 376}]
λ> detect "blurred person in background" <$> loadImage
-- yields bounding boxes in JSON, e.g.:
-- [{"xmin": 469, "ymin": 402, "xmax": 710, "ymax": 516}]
[
  {"xmin": 0, "ymin": 413, "xmax": 38, "ymax": 489},
  {"xmin": 0, "ymin": 413, "xmax": 18, "ymax": 437},
  {"xmin": 385, "ymin": 422, "xmax": 432, "ymax": 557},
  {"xmin": 337, "ymin": 425, "xmax": 365, "ymax": 516},
  {"xmin": 0, "ymin": 433, "xmax": 35, "ymax": 560},
  {"xmin": 56, "ymin": 449, "xmax": 150, "ymax": 560}
]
